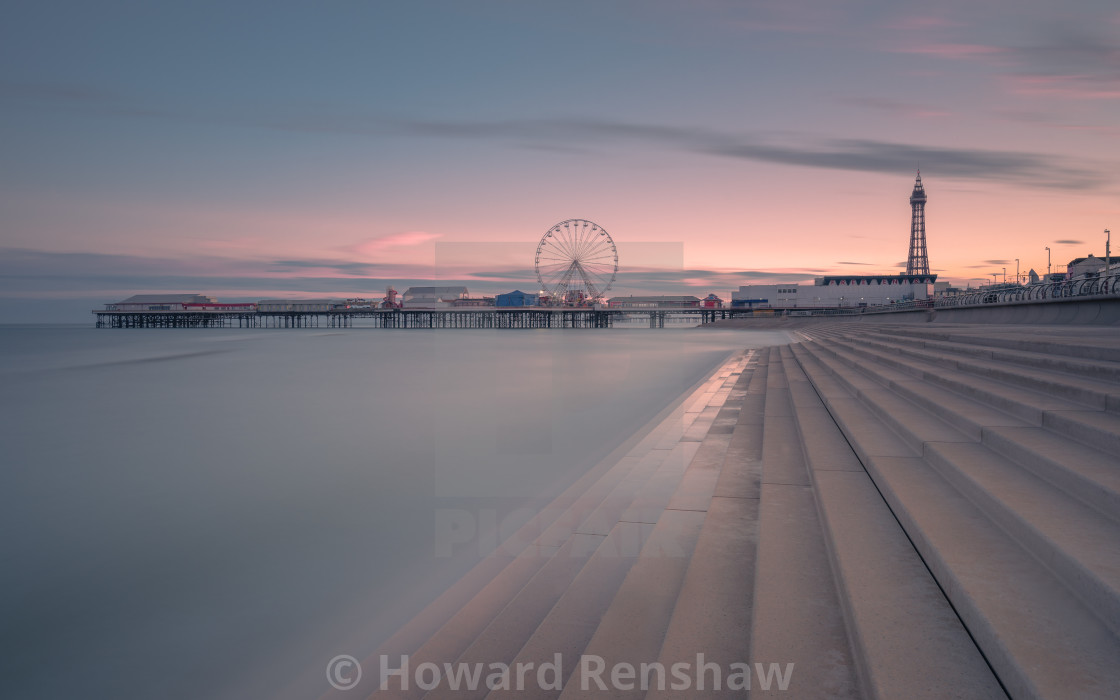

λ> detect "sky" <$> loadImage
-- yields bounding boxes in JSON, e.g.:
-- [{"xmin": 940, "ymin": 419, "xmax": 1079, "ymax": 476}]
[{"xmin": 1, "ymin": 0, "xmax": 1118, "ymax": 320}]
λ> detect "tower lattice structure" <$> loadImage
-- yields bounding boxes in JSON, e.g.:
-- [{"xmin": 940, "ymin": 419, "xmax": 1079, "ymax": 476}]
[{"xmin": 906, "ymin": 171, "xmax": 930, "ymax": 275}]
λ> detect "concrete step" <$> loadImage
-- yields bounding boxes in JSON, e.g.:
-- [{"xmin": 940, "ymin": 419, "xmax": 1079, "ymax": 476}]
[
  {"xmin": 817, "ymin": 341, "xmax": 1120, "ymax": 525},
  {"xmin": 420, "ymin": 533, "xmax": 611, "ymax": 700},
  {"xmin": 867, "ymin": 328, "xmax": 1120, "ymax": 384},
  {"xmin": 855, "ymin": 334, "xmax": 1120, "ymax": 412},
  {"xmin": 483, "ymin": 520, "xmax": 656, "ymax": 700},
  {"xmin": 825, "ymin": 337, "xmax": 1086, "ymax": 424},
  {"xmin": 421, "ymin": 441, "xmax": 713, "ymax": 698},
  {"xmin": 922, "ymin": 440, "xmax": 1120, "ymax": 638},
  {"xmin": 820, "ymin": 338, "xmax": 1120, "ymax": 455},
  {"xmin": 544, "ymin": 360, "xmax": 758, "ymax": 699},
  {"xmin": 788, "ymin": 342, "xmax": 1120, "ymax": 700},
  {"xmin": 360, "ymin": 352, "xmax": 752, "ymax": 698},
  {"xmin": 745, "ymin": 351, "xmax": 858, "ymax": 699},
  {"xmin": 795, "ymin": 342, "xmax": 975, "ymax": 454},
  {"xmin": 368, "ymin": 440, "xmax": 651, "ymax": 684},
  {"xmin": 981, "ymin": 426, "xmax": 1120, "ymax": 522},
  {"xmin": 629, "ymin": 349, "xmax": 767, "ymax": 699},
  {"xmin": 812, "ymin": 340, "xmax": 1033, "ymax": 440},
  {"xmin": 1043, "ymin": 408, "xmax": 1120, "ymax": 455},
  {"xmin": 871, "ymin": 326, "xmax": 1120, "ymax": 364},
  {"xmin": 645, "ymin": 495, "xmax": 759, "ymax": 700},
  {"xmin": 801, "ymin": 341, "xmax": 1120, "ymax": 635},
  {"xmin": 782, "ymin": 346, "xmax": 1005, "ymax": 700},
  {"xmin": 484, "ymin": 360, "xmax": 765, "ymax": 700},
  {"xmin": 551, "ymin": 510, "xmax": 707, "ymax": 700}
]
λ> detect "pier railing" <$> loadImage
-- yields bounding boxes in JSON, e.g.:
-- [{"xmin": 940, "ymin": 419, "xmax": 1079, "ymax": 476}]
[{"xmin": 934, "ymin": 271, "xmax": 1120, "ymax": 308}]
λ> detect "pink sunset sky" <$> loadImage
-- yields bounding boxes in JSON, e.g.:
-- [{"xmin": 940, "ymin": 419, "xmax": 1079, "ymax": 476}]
[{"xmin": 1, "ymin": 1, "xmax": 1118, "ymax": 319}]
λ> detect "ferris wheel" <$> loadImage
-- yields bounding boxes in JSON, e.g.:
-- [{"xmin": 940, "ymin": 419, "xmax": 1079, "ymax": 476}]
[{"xmin": 534, "ymin": 219, "xmax": 618, "ymax": 305}]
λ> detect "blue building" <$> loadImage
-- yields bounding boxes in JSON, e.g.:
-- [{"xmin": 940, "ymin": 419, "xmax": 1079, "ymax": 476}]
[{"xmin": 495, "ymin": 290, "xmax": 539, "ymax": 307}]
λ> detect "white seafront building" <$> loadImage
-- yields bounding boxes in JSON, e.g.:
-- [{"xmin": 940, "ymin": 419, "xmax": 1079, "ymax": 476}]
[{"xmin": 731, "ymin": 274, "xmax": 937, "ymax": 310}]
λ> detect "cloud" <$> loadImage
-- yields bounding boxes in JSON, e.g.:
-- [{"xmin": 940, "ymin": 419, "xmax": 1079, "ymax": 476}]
[
  {"xmin": 1006, "ymin": 74, "xmax": 1120, "ymax": 100},
  {"xmin": 883, "ymin": 16, "xmax": 1120, "ymax": 102},
  {"xmin": 269, "ymin": 259, "xmax": 379, "ymax": 276},
  {"xmin": 839, "ymin": 96, "xmax": 952, "ymax": 119},
  {"xmin": 994, "ymin": 109, "xmax": 1120, "ymax": 137},
  {"xmin": 894, "ymin": 42, "xmax": 1008, "ymax": 60},
  {"xmin": 3, "ymin": 80, "xmax": 1104, "ymax": 190},
  {"xmin": 348, "ymin": 231, "xmax": 442, "ymax": 257},
  {"xmin": 837, "ymin": 261, "xmax": 875, "ymax": 265},
  {"xmin": 1002, "ymin": 23, "xmax": 1120, "ymax": 100},
  {"xmin": 0, "ymin": 248, "xmax": 438, "ymax": 294},
  {"xmin": 1053, "ymin": 239, "xmax": 1084, "ymax": 245},
  {"xmin": 983, "ymin": 259, "xmax": 1010, "ymax": 264},
  {"xmin": 883, "ymin": 16, "xmax": 962, "ymax": 32},
  {"xmin": 373, "ymin": 117, "xmax": 1104, "ymax": 189},
  {"xmin": 0, "ymin": 80, "xmax": 121, "ymax": 104},
  {"xmin": 703, "ymin": 0, "xmax": 854, "ymax": 35},
  {"xmin": 4, "ymin": 247, "xmax": 803, "ymax": 302}
]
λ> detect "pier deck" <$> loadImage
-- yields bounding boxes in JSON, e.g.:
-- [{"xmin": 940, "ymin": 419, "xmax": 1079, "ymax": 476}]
[{"xmin": 92, "ymin": 308, "xmax": 745, "ymax": 329}]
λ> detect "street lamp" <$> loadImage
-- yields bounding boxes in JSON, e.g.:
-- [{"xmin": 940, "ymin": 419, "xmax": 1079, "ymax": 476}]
[
  {"xmin": 1107, "ymin": 229, "xmax": 1112, "ymax": 277},
  {"xmin": 1015, "ymin": 259, "xmax": 1020, "ymax": 284},
  {"xmin": 1045, "ymin": 246, "xmax": 1051, "ymax": 276},
  {"xmin": 1003, "ymin": 267, "xmax": 1007, "ymax": 283}
]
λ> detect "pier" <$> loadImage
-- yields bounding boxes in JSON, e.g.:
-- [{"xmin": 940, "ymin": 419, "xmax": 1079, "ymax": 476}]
[
  {"xmin": 92, "ymin": 307, "xmax": 753, "ymax": 329},
  {"xmin": 93, "ymin": 274, "xmax": 1120, "ymax": 330}
]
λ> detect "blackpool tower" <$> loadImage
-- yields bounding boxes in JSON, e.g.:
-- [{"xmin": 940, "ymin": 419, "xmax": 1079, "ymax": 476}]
[{"xmin": 906, "ymin": 171, "xmax": 930, "ymax": 275}]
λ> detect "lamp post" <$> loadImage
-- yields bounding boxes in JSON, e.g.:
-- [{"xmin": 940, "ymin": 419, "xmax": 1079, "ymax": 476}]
[
  {"xmin": 1015, "ymin": 259, "xmax": 1020, "ymax": 284},
  {"xmin": 1107, "ymin": 229, "xmax": 1112, "ymax": 278},
  {"xmin": 1045, "ymin": 246, "xmax": 1051, "ymax": 276},
  {"xmin": 1003, "ymin": 267, "xmax": 1007, "ymax": 283}
]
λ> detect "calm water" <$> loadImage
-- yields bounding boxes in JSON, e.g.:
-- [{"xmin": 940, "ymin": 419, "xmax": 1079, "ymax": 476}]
[{"xmin": 0, "ymin": 325, "xmax": 792, "ymax": 699}]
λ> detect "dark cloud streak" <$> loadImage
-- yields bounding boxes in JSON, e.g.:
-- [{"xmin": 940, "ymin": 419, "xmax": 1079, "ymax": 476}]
[
  {"xmin": 373, "ymin": 116, "xmax": 1103, "ymax": 190},
  {"xmin": 1, "ymin": 80, "xmax": 1105, "ymax": 191}
]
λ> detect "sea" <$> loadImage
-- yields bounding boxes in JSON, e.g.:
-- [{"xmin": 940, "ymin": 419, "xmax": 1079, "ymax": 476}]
[{"xmin": 0, "ymin": 324, "xmax": 793, "ymax": 699}]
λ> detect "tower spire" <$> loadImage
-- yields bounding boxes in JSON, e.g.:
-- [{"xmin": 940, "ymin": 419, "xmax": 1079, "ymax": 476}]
[{"xmin": 906, "ymin": 170, "xmax": 930, "ymax": 276}]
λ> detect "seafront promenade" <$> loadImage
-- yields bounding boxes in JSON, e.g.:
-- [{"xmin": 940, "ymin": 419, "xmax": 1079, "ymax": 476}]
[{"xmin": 327, "ymin": 320, "xmax": 1120, "ymax": 699}]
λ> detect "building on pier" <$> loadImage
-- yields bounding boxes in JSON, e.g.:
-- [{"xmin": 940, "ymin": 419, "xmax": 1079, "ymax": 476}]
[
  {"xmin": 184, "ymin": 302, "xmax": 258, "ymax": 311},
  {"xmin": 451, "ymin": 297, "xmax": 495, "ymax": 307},
  {"xmin": 401, "ymin": 286, "xmax": 469, "ymax": 308},
  {"xmin": 256, "ymin": 299, "xmax": 342, "ymax": 312},
  {"xmin": 105, "ymin": 294, "xmax": 217, "ymax": 311},
  {"xmin": 495, "ymin": 290, "xmax": 540, "ymax": 307},
  {"xmin": 607, "ymin": 295, "xmax": 701, "ymax": 309}
]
